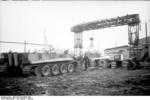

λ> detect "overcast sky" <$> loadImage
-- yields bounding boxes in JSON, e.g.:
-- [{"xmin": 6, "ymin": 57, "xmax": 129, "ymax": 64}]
[{"xmin": 0, "ymin": 1, "xmax": 150, "ymax": 53}]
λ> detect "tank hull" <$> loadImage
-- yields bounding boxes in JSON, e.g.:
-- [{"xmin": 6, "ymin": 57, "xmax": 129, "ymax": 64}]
[{"xmin": 0, "ymin": 52, "xmax": 78, "ymax": 77}]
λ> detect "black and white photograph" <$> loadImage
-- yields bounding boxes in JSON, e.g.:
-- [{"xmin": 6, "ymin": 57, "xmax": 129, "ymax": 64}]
[{"xmin": 0, "ymin": 0, "xmax": 150, "ymax": 96}]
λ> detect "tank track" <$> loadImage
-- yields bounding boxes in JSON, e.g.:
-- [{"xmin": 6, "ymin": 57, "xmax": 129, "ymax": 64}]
[{"xmin": 22, "ymin": 61, "xmax": 77, "ymax": 77}]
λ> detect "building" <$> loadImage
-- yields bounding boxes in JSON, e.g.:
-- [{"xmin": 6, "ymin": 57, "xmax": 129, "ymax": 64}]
[
  {"xmin": 104, "ymin": 45, "xmax": 130, "ymax": 60},
  {"xmin": 104, "ymin": 36, "xmax": 150, "ymax": 60}
]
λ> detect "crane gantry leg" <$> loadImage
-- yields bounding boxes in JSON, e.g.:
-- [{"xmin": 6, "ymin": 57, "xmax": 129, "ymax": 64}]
[
  {"xmin": 128, "ymin": 24, "xmax": 140, "ymax": 58},
  {"xmin": 74, "ymin": 32, "xmax": 83, "ymax": 57}
]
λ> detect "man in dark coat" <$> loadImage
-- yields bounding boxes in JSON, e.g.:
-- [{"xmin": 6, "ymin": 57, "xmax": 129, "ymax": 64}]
[{"xmin": 83, "ymin": 53, "xmax": 90, "ymax": 71}]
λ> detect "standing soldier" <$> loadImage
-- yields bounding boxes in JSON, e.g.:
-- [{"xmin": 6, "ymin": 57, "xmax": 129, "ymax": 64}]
[{"xmin": 83, "ymin": 53, "xmax": 90, "ymax": 71}]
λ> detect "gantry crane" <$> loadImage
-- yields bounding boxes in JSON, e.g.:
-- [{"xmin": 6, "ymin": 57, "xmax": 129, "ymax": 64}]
[{"xmin": 71, "ymin": 14, "xmax": 140, "ymax": 58}]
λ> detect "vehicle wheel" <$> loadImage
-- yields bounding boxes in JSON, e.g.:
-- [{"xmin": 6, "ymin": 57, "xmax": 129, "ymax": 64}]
[
  {"xmin": 34, "ymin": 66, "xmax": 42, "ymax": 77},
  {"xmin": 41, "ymin": 65, "xmax": 50, "ymax": 76},
  {"xmin": 51, "ymin": 64, "xmax": 60, "ymax": 75},
  {"xmin": 67, "ymin": 64, "xmax": 74, "ymax": 73},
  {"xmin": 60, "ymin": 64, "xmax": 67, "ymax": 74}
]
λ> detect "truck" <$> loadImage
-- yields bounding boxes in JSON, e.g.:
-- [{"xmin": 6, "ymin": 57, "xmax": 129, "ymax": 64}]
[{"xmin": 0, "ymin": 51, "xmax": 78, "ymax": 77}]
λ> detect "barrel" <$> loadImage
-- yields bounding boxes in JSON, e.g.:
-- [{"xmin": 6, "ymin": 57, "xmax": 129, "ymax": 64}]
[
  {"xmin": 122, "ymin": 60, "xmax": 129, "ymax": 68},
  {"xmin": 111, "ymin": 61, "xmax": 116, "ymax": 68}
]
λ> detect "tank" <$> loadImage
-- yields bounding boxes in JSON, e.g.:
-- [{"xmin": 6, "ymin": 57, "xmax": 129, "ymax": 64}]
[{"xmin": 0, "ymin": 52, "xmax": 78, "ymax": 77}]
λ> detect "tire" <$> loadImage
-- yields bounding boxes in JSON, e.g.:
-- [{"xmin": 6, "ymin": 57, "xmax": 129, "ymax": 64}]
[
  {"xmin": 34, "ymin": 66, "xmax": 42, "ymax": 77},
  {"xmin": 41, "ymin": 65, "xmax": 50, "ymax": 76},
  {"xmin": 60, "ymin": 64, "xmax": 67, "ymax": 74},
  {"xmin": 67, "ymin": 64, "xmax": 74, "ymax": 73},
  {"xmin": 51, "ymin": 64, "xmax": 60, "ymax": 75}
]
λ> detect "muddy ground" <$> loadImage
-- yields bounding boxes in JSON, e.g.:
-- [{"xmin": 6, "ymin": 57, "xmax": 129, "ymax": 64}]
[{"xmin": 0, "ymin": 67, "xmax": 150, "ymax": 96}]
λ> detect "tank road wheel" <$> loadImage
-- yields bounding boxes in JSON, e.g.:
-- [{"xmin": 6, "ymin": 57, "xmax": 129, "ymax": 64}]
[
  {"xmin": 34, "ymin": 66, "xmax": 42, "ymax": 77},
  {"xmin": 60, "ymin": 64, "xmax": 67, "ymax": 74},
  {"xmin": 67, "ymin": 64, "xmax": 74, "ymax": 73},
  {"xmin": 41, "ymin": 65, "xmax": 50, "ymax": 77},
  {"xmin": 51, "ymin": 64, "xmax": 60, "ymax": 75}
]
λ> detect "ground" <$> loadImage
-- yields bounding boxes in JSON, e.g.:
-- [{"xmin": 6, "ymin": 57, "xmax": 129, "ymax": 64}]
[{"xmin": 0, "ymin": 67, "xmax": 150, "ymax": 96}]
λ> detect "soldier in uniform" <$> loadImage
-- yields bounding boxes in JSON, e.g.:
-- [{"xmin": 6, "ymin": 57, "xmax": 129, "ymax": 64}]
[{"xmin": 83, "ymin": 53, "xmax": 90, "ymax": 71}]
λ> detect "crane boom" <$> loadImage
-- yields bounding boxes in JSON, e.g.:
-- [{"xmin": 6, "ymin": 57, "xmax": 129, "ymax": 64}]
[{"xmin": 71, "ymin": 14, "xmax": 140, "ymax": 33}]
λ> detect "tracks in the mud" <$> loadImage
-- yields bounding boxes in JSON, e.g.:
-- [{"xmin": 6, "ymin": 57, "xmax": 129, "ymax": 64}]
[{"xmin": 0, "ymin": 68, "xmax": 150, "ymax": 95}]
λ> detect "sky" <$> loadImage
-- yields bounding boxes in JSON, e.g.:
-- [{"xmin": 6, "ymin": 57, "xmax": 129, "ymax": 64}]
[{"xmin": 0, "ymin": 1, "xmax": 150, "ymax": 54}]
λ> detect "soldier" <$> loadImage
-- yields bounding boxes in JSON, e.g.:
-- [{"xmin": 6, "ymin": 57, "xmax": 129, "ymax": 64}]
[{"xmin": 83, "ymin": 53, "xmax": 90, "ymax": 71}]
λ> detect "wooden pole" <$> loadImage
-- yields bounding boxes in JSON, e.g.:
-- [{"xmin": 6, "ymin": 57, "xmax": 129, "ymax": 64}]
[{"xmin": 24, "ymin": 40, "xmax": 26, "ymax": 53}]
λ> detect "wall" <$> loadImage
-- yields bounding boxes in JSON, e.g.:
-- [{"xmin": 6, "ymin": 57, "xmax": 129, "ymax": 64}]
[{"xmin": 104, "ymin": 45, "xmax": 130, "ymax": 60}]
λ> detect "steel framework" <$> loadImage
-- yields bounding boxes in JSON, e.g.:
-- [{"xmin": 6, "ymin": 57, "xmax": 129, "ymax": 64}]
[
  {"xmin": 88, "ymin": 37, "xmax": 96, "ymax": 52},
  {"xmin": 74, "ymin": 32, "xmax": 83, "ymax": 56},
  {"xmin": 71, "ymin": 14, "xmax": 140, "ymax": 57}
]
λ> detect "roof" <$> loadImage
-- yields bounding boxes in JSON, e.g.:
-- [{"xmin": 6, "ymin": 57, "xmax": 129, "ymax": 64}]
[
  {"xmin": 105, "ymin": 45, "xmax": 129, "ymax": 51},
  {"xmin": 105, "ymin": 36, "xmax": 150, "ymax": 51}
]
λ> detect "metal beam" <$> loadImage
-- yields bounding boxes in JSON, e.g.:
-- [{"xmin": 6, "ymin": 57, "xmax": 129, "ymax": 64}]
[{"xmin": 71, "ymin": 14, "xmax": 140, "ymax": 33}]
